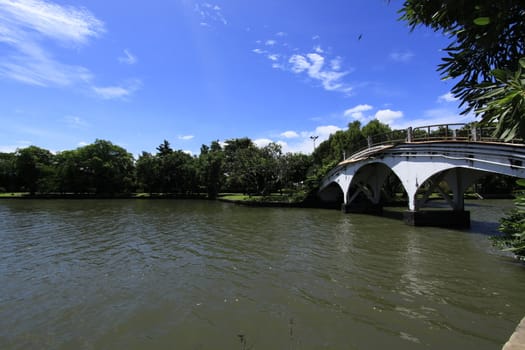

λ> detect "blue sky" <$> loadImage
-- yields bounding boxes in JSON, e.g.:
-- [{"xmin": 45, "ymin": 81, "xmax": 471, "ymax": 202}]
[{"xmin": 0, "ymin": 0, "xmax": 474, "ymax": 156}]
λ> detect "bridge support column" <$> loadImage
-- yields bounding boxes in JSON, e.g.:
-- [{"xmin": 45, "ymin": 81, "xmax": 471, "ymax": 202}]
[
  {"xmin": 341, "ymin": 202, "xmax": 383, "ymax": 214},
  {"xmin": 403, "ymin": 210, "xmax": 470, "ymax": 228}
]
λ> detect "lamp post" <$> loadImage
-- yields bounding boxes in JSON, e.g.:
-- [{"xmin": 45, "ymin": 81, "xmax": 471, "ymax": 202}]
[{"xmin": 310, "ymin": 135, "xmax": 319, "ymax": 151}]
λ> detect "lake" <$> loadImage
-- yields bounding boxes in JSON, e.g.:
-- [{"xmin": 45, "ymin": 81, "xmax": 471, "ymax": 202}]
[{"xmin": 1, "ymin": 199, "xmax": 524, "ymax": 349}]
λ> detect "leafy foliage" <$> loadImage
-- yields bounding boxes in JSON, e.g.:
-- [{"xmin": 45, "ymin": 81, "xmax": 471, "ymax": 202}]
[
  {"xmin": 475, "ymin": 58, "xmax": 525, "ymax": 140},
  {"xmin": 494, "ymin": 179, "xmax": 525, "ymax": 260},
  {"xmin": 400, "ymin": 0, "xmax": 525, "ymax": 140}
]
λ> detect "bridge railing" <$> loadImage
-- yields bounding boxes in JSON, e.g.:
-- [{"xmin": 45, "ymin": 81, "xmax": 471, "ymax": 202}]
[{"xmin": 343, "ymin": 123, "xmax": 523, "ymax": 162}]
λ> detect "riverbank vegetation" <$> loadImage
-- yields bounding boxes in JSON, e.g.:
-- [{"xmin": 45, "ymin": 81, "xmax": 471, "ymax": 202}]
[{"xmin": 0, "ymin": 120, "xmax": 516, "ymax": 203}]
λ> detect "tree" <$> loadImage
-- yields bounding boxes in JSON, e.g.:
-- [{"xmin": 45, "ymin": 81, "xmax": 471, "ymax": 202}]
[
  {"xmin": 399, "ymin": 0, "xmax": 525, "ymax": 137},
  {"xmin": 54, "ymin": 149, "xmax": 88, "ymax": 194},
  {"xmin": 361, "ymin": 119, "xmax": 392, "ymax": 138},
  {"xmin": 493, "ymin": 179, "xmax": 525, "ymax": 260},
  {"xmin": 0, "ymin": 152, "xmax": 17, "ymax": 192},
  {"xmin": 15, "ymin": 146, "xmax": 55, "ymax": 195},
  {"xmin": 136, "ymin": 152, "xmax": 162, "ymax": 193},
  {"xmin": 476, "ymin": 58, "xmax": 525, "ymax": 140},
  {"xmin": 76, "ymin": 140, "xmax": 135, "ymax": 194},
  {"xmin": 198, "ymin": 141, "xmax": 224, "ymax": 199}
]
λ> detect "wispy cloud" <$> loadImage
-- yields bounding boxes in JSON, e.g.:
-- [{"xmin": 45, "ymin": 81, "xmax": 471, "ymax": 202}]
[
  {"xmin": 0, "ymin": 0, "xmax": 140, "ymax": 99},
  {"xmin": 118, "ymin": 49, "xmax": 137, "ymax": 65},
  {"xmin": 438, "ymin": 92, "xmax": 458, "ymax": 103},
  {"xmin": 92, "ymin": 79, "xmax": 141, "ymax": 100},
  {"xmin": 289, "ymin": 53, "xmax": 351, "ymax": 94},
  {"xmin": 344, "ymin": 104, "xmax": 373, "ymax": 121},
  {"xmin": 252, "ymin": 34, "xmax": 352, "ymax": 95},
  {"xmin": 0, "ymin": 0, "xmax": 102, "ymax": 87},
  {"xmin": 0, "ymin": 0, "xmax": 105, "ymax": 45},
  {"xmin": 179, "ymin": 135, "xmax": 195, "ymax": 141},
  {"xmin": 389, "ymin": 50, "xmax": 415, "ymax": 63},
  {"xmin": 280, "ymin": 131, "xmax": 299, "ymax": 138},
  {"xmin": 195, "ymin": 2, "xmax": 227, "ymax": 27}
]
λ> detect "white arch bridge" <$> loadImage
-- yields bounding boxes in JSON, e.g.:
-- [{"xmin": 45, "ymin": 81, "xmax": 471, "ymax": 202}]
[{"xmin": 318, "ymin": 123, "xmax": 525, "ymax": 227}]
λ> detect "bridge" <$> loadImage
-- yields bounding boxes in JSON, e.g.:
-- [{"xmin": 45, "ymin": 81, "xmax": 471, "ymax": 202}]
[{"xmin": 318, "ymin": 123, "xmax": 525, "ymax": 227}]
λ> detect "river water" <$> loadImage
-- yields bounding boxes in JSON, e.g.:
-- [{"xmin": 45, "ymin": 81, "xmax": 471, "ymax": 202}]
[{"xmin": 0, "ymin": 199, "xmax": 524, "ymax": 349}]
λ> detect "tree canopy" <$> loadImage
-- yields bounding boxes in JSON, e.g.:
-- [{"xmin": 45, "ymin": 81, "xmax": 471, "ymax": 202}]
[{"xmin": 400, "ymin": 0, "xmax": 525, "ymax": 137}]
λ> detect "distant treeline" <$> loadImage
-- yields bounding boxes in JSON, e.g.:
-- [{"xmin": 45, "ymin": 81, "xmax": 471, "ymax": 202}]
[{"xmin": 0, "ymin": 119, "xmax": 517, "ymax": 198}]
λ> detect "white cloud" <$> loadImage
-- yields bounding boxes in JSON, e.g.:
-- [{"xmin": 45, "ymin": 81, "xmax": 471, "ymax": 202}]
[
  {"xmin": 374, "ymin": 109, "xmax": 403, "ymax": 124},
  {"xmin": 0, "ymin": 0, "xmax": 105, "ymax": 45},
  {"xmin": 267, "ymin": 54, "xmax": 278, "ymax": 61},
  {"xmin": 118, "ymin": 49, "xmax": 137, "ymax": 65},
  {"xmin": 314, "ymin": 45, "xmax": 323, "ymax": 53},
  {"xmin": 389, "ymin": 50, "xmax": 415, "ymax": 63},
  {"xmin": 344, "ymin": 104, "xmax": 373, "ymax": 121},
  {"xmin": 252, "ymin": 48, "xmax": 265, "ymax": 54},
  {"xmin": 253, "ymin": 138, "xmax": 273, "ymax": 148},
  {"xmin": 92, "ymin": 80, "xmax": 141, "ymax": 100},
  {"xmin": 289, "ymin": 53, "xmax": 351, "ymax": 94},
  {"xmin": 281, "ymin": 130, "xmax": 299, "ymax": 138},
  {"xmin": 315, "ymin": 125, "xmax": 341, "ymax": 137},
  {"xmin": 179, "ymin": 135, "xmax": 195, "ymax": 140},
  {"xmin": 391, "ymin": 108, "xmax": 475, "ymax": 130},
  {"xmin": 0, "ymin": 55, "xmax": 92, "ymax": 87},
  {"xmin": 330, "ymin": 57, "xmax": 342, "ymax": 71},
  {"xmin": 438, "ymin": 92, "xmax": 458, "ymax": 103},
  {"xmin": 265, "ymin": 39, "xmax": 276, "ymax": 46},
  {"xmin": 194, "ymin": 2, "xmax": 227, "ymax": 26},
  {"xmin": 78, "ymin": 141, "xmax": 88, "ymax": 147},
  {"xmin": 276, "ymin": 32, "xmax": 286, "ymax": 37},
  {"xmin": 0, "ymin": 0, "xmax": 140, "ymax": 99},
  {"xmin": 0, "ymin": 0, "xmax": 100, "ymax": 87}
]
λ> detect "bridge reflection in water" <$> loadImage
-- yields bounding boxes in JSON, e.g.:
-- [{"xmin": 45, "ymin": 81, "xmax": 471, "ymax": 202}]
[{"xmin": 318, "ymin": 123, "xmax": 525, "ymax": 228}]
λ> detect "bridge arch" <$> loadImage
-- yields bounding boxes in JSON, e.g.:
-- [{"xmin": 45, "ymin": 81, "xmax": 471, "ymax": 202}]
[
  {"xmin": 319, "ymin": 125, "xmax": 525, "ymax": 226},
  {"xmin": 346, "ymin": 161, "xmax": 404, "ymax": 208}
]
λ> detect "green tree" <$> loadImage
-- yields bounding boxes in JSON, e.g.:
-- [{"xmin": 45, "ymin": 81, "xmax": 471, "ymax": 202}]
[
  {"xmin": 76, "ymin": 140, "xmax": 135, "ymax": 194},
  {"xmin": 476, "ymin": 58, "xmax": 525, "ymax": 140},
  {"xmin": 0, "ymin": 152, "xmax": 17, "ymax": 192},
  {"xmin": 54, "ymin": 149, "xmax": 88, "ymax": 194},
  {"xmin": 198, "ymin": 141, "xmax": 224, "ymax": 199},
  {"xmin": 361, "ymin": 119, "xmax": 392, "ymax": 138},
  {"xmin": 280, "ymin": 153, "xmax": 313, "ymax": 190},
  {"xmin": 15, "ymin": 146, "xmax": 55, "ymax": 195},
  {"xmin": 493, "ymin": 179, "xmax": 525, "ymax": 260},
  {"xmin": 136, "ymin": 151, "xmax": 162, "ymax": 193},
  {"xmin": 399, "ymin": 0, "xmax": 525, "ymax": 138}
]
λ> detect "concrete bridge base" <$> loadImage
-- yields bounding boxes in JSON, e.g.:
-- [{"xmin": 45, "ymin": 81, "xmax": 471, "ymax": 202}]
[
  {"xmin": 403, "ymin": 210, "xmax": 470, "ymax": 228},
  {"xmin": 341, "ymin": 203, "xmax": 383, "ymax": 214}
]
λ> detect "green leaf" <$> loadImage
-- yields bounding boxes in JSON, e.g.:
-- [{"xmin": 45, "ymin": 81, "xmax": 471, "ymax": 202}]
[
  {"xmin": 473, "ymin": 17, "xmax": 491, "ymax": 26},
  {"xmin": 520, "ymin": 58, "xmax": 525, "ymax": 69}
]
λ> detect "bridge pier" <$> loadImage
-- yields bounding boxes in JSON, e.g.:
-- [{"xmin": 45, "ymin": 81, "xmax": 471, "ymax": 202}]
[
  {"xmin": 403, "ymin": 210, "xmax": 470, "ymax": 228},
  {"xmin": 341, "ymin": 202, "xmax": 383, "ymax": 214}
]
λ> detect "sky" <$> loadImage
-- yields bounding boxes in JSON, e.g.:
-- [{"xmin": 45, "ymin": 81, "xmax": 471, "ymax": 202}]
[{"xmin": 0, "ymin": 0, "xmax": 475, "ymax": 157}]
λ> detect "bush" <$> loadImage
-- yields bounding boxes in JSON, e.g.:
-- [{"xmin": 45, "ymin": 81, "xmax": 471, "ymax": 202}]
[{"xmin": 493, "ymin": 179, "xmax": 525, "ymax": 260}]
